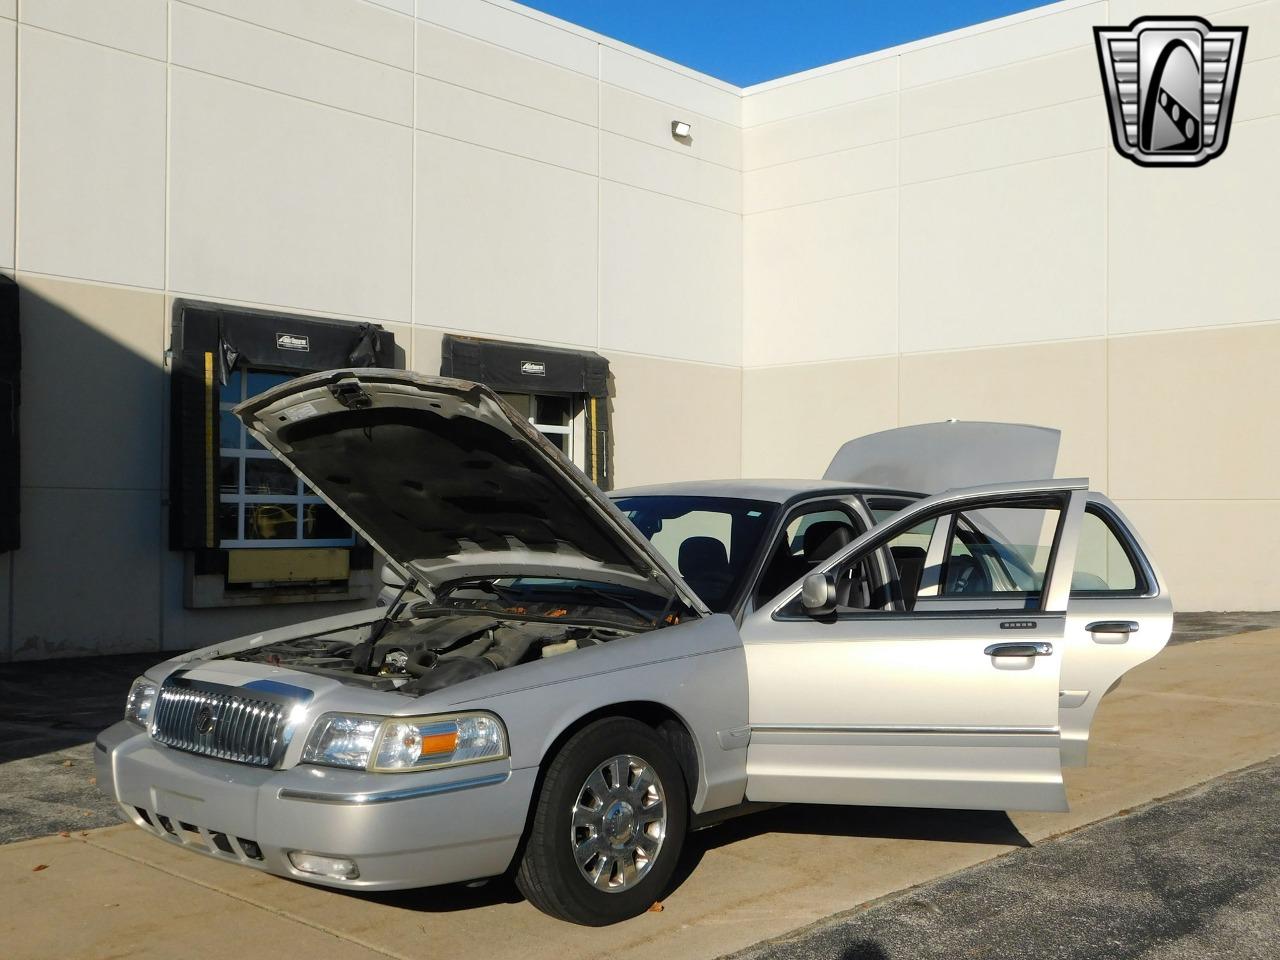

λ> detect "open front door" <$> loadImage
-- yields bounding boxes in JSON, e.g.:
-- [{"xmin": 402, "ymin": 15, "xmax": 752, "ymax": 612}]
[{"xmin": 740, "ymin": 479, "xmax": 1087, "ymax": 813}]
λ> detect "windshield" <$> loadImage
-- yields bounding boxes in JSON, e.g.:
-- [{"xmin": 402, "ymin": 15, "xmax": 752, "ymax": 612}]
[{"xmin": 612, "ymin": 495, "xmax": 777, "ymax": 613}]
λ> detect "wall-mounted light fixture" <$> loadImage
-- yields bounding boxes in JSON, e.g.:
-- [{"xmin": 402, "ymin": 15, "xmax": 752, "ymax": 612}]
[{"xmin": 671, "ymin": 120, "xmax": 692, "ymax": 140}]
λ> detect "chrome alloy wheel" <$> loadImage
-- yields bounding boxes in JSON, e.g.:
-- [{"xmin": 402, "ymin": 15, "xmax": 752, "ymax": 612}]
[{"xmin": 570, "ymin": 753, "xmax": 667, "ymax": 893}]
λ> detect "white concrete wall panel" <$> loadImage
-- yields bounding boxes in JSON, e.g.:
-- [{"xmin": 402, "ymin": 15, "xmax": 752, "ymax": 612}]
[
  {"xmin": 899, "ymin": 150, "xmax": 1106, "ymax": 353},
  {"xmin": 415, "ymin": 74, "xmax": 596, "ymax": 175},
  {"xmin": 898, "ymin": 1, "xmax": 1107, "ymax": 89},
  {"xmin": 168, "ymin": 70, "xmax": 412, "ymax": 322},
  {"xmin": 743, "ymin": 56, "xmax": 897, "ymax": 128},
  {"xmin": 744, "ymin": 139, "xmax": 896, "ymax": 214},
  {"xmin": 1116, "ymin": 499, "xmax": 1280, "ymax": 612},
  {"xmin": 0, "ymin": 0, "xmax": 13, "ymax": 21},
  {"xmin": 11, "ymin": 488, "xmax": 162, "ymax": 659},
  {"xmin": 21, "ymin": 0, "xmax": 166, "ymax": 60},
  {"xmin": 900, "ymin": 97, "xmax": 1103, "ymax": 184},
  {"xmin": 599, "ymin": 180, "xmax": 741, "ymax": 365},
  {"xmin": 414, "ymin": 131, "xmax": 597, "ymax": 346},
  {"xmin": 182, "ymin": 0, "xmax": 412, "ymax": 69},
  {"xmin": 0, "ymin": 18, "xmax": 13, "ymax": 269},
  {"xmin": 172, "ymin": 3, "xmax": 413, "ymax": 125},
  {"xmin": 740, "ymin": 357, "xmax": 899, "ymax": 479},
  {"xmin": 17, "ymin": 28, "xmax": 165, "ymax": 288},
  {"xmin": 417, "ymin": 20, "xmax": 597, "ymax": 125},
  {"xmin": 416, "ymin": 0, "xmax": 597, "ymax": 77},
  {"xmin": 600, "ymin": 47, "xmax": 740, "ymax": 126},
  {"xmin": 744, "ymin": 93, "xmax": 897, "ymax": 171},
  {"xmin": 601, "ymin": 84, "xmax": 741, "ymax": 170},
  {"xmin": 600, "ymin": 132, "xmax": 740, "ymax": 214},
  {"xmin": 1108, "ymin": 116, "xmax": 1280, "ymax": 336},
  {"xmin": 899, "ymin": 45, "xmax": 1097, "ymax": 137},
  {"xmin": 743, "ymin": 190, "xmax": 898, "ymax": 366},
  {"xmin": 17, "ymin": 276, "xmax": 165, "ymax": 491}
]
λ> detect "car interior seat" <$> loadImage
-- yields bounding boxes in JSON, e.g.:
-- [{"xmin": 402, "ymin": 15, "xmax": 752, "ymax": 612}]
[{"xmin": 678, "ymin": 536, "xmax": 735, "ymax": 611}]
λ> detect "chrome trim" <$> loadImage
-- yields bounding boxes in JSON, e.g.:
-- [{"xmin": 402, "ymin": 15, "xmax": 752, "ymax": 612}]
[
  {"xmin": 1086, "ymin": 620, "xmax": 1139, "ymax": 634},
  {"xmin": 750, "ymin": 723, "xmax": 1059, "ymax": 736},
  {"xmin": 277, "ymin": 771, "xmax": 510, "ymax": 805},
  {"xmin": 984, "ymin": 641, "xmax": 1054, "ymax": 657}
]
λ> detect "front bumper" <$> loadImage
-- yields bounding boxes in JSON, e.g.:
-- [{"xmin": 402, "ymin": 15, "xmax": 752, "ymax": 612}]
[{"xmin": 94, "ymin": 721, "xmax": 535, "ymax": 890}]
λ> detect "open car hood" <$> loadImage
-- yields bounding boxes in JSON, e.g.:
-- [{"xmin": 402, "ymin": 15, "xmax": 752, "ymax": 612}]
[
  {"xmin": 235, "ymin": 369, "xmax": 710, "ymax": 616},
  {"xmin": 824, "ymin": 421, "xmax": 1061, "ymax": 494}
]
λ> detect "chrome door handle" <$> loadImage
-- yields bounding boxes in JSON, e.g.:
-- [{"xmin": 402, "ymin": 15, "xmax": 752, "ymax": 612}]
[
  {"xmin": 1086, "ymin": 620, "xmax": 1138, "ymax": 635},
  {"xmin": 984, "ymin": 641, "xmax": 1054, "ymax": 657}
]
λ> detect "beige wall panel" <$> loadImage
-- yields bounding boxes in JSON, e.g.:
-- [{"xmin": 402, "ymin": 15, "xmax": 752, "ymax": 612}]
[
  {"xmin": 1109, "ymin": 116, "xmax": 1280, "ymax": 336},
  {"xmin": 11, "ymin": 488, "xmax": 162, "ymax": 659},
  {"xmin": 901, "ymin": 97, "xmax": 1102, "ymax": 184},
  {"xmin": 899, "ymin": 339, "xmax": 1108, "ymax": 486},
  {"xmin": 1112, "ymin": 0, "xmax": 1279, "ymax": 60},
  {"xmin": 743, "ymin": 189, "xmax": 898, "ymax": 366},
  {"xmin": 899, "ymin": 150, "xmax": 1106, "ymax": 353},
  {"xmin": 741, "ymin": 357, "xmax": 899, "ymax": 479},
  {"xmin": 417, "ymin": 21, "xmax": 596, "ymax": 125},
  {"xmin": 368, "ymin": 0, "xmax": 413, "ymax": 15},
  {"xmin": 599, "ymin": 47, "xmax": 740, "ymax": 126},
  {"xmin": 0, "ymin": 0, "xmax": 13, "ymax": 20},
  {"xmin": 605, "ymin": 352, "xmax": 742, "ymax": 488},
  {"xmin": 744, "ymin": 139, "xmax": 896, "ymax": 214},
  {"xmin": 169, "ymin": 70, "xmax": 412, "ymax": 322},
  {"xmin": 599, "ymin": 181, "xmax": 741, "ymax": 366},
  {"xmin": 411, "ymin": 326, "xmax": 445, "ymax": 376},
  {"xmin": 182, "ymin": 0, "xmax": 412, "ymax": 69},
  {"xmin": 601, "ymin": 83, "xmax": 741, "ymax": 170},
  {"xmin": 416, "ymin": 0, "xmax": 597, "ymax": 77},
  {"xmin": 379, "ymin": 320, "xmax": 413, "ymax": 371},
  {"xmin": 415, "ymin": 132, "xmax": 597, "ymax": 347},
  {"xmin": 742, "ymin": 56, "xmax": 897, "ymax": 128},
  {"xmin": 600, "ymin": 132, "xmax": 740, "ymax": 214},
  {"xmin": 172, "ymin": 3, "xmax": 413, "ymax": 125},
  {"xmin": 1108, "ymin": 324, "xmax": 1280, "ymax": 501},
  {"xmin": 1115, "ymin": 499, "xmax": 1280, "ymax": 611},
  {"xmin": 744, "ymin": 93, "xmax": 897, "ymax": 171},
  {"xmin": 899, "ymin": 2, "xmax": 1106, "ymax": 89},
  {"xmin": 18, "ymin": 28, "xmax": 165, "ymax": 288},
  {"xmin": 21, "ymin": 0, "xmax": 166, "ymax": 59},
  {"xmin": 900, "ymin": 46, "xmax": 1096, "ymax": 136},
  {"xmin": 415, "ymin": 75, "xmax": 596, "ymax": 176},
  {"xmin": 0, "ymin": 19, "xmax": 13, "ymax": 269},
  {"xmin": 1234, "ymin": 52, "xmax": 1280, "ymax": 122},
  {"xmin": 17, "ymin": 276, "xmax": 164, "ymax": 490}
]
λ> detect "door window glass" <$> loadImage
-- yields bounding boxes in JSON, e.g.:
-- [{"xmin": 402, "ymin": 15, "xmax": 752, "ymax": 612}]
[
  {"xmin": 940, "ymin": 505, "xmax": 1062, "ymax": 599},
  {"xmin": 1072, "ymin": 509, "xmax": 1142, "ymax": 593},
  {"xmin": 756, "ymin": 508, "xmax": 860, "ymax": 606}
]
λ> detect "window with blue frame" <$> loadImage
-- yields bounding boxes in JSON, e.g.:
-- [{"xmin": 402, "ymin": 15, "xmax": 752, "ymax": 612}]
[{"xmin": 217, "ymin": 369, "xmax": 353, "ymax": 548}]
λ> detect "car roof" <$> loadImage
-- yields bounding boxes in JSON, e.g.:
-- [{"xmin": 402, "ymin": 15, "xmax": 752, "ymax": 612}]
[{"xmin": 609, "ymin": 478, "xmax": 922, "ymax": 505}]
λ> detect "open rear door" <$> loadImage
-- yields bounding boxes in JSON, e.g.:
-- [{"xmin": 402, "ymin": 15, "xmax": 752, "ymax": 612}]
[{"xmin": 1057, "ymin": 494, "xmax": 1173, "ymax": 765}]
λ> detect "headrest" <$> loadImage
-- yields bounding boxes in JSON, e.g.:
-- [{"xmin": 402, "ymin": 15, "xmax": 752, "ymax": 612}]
[
  {"xmin": 679, "ymin": 536, "xmax": 730, "ymax": 575},
  {"xmin": 803, "ymin": 521, "xmax": 854, "ymax": 564}
]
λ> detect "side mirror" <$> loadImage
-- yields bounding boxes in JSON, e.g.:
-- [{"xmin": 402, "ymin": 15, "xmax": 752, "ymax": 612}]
[{"xmin": 801, "ymin": 572, "xmax": 838, "ymax": 617}]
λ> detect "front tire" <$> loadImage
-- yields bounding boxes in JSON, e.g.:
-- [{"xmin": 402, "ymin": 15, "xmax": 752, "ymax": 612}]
[{"xmin": 515, "ymin": 717, "xmax": 688, "ymax": 925}]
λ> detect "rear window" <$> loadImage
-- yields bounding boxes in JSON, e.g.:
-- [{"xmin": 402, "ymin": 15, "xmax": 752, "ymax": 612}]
[{"xmin": 1073, "ymin": 508, "xmax": 1145, "ymax": 594}]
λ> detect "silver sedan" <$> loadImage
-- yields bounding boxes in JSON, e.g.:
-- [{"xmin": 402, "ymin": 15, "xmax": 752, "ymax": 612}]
[{"xmin": 96, "ymin": 370, "xmax": 1171, "ymax": 925}]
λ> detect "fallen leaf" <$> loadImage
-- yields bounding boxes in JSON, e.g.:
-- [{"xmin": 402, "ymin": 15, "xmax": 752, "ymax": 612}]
[
  {"xmin": 89, "ymin": 777, "xmax": 97, "ymax": 786},
  {"xmin": 79, "ymin": 832, "xmax": 89, "ymax": 838},
  {"xmin": 58, "ymin": 832, "xmax": 70, "ymax": 838},
  {"xmin": 648, "ymin": 901, "xmax": 664, "ymax": 913},
  {"xmin": 32, "ymin": 864, "xmax": 49, "ymax": 872},
  {"xmin": 62, "ymin": 760, "xmax": 74, "ymax": 768}
]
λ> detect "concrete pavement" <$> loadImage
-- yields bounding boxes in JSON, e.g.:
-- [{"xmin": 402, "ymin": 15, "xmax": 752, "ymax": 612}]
[{"xmin": 3, "ymin": 627, "xmax": 1280, "ymax": 959}]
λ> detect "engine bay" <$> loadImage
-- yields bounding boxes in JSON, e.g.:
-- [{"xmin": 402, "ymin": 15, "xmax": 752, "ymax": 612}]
[{"xmin": 223, "ymin": 605, "xmax": 639, "ymax": 694}]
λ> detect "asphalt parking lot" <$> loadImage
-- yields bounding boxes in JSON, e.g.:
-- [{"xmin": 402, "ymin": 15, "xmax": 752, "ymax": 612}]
[{"xmin": 2, "ymin": 613, "xmax": 1279, "ymax": 959}]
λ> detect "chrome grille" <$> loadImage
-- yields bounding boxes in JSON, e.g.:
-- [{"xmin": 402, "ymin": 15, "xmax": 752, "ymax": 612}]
[{"xmin": 151, "ymin": 674, "xmax": 296, "ymax": 767}]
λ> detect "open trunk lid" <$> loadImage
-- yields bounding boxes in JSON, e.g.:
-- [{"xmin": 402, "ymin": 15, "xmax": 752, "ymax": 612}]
[{"xmin": 234, "ymin": 369, "xmax": 710, "ymax": 616}]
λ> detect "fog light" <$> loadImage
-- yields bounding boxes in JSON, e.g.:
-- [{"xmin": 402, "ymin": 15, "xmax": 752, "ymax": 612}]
[{"xmin": 287, "ymin": 851, "xmax": 359, "ymax": 880}]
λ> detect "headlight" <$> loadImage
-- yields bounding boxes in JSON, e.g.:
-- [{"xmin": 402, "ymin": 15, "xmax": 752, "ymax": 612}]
[
  {"xmin": 124, "ymin": 677, "xmax": 157, "ymax": 727},
  {"xmin": 302, "ymin": 712, "xmax": 507, "ymax": 773}
]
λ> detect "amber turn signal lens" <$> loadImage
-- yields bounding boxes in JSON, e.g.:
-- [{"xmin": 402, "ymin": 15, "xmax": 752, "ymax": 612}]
[{"xmin": 419, "ymin": 730, "xmax": 459, "ymax": 757}]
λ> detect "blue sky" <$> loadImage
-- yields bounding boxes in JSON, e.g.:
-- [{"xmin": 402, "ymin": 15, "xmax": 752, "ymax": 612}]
[{"xmin": 519, "ymin": 1, "xmax": 1054, "ymax": 86}]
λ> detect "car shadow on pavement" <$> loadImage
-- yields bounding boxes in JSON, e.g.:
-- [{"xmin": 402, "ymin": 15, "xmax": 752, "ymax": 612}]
[{"xmin": 353, "ymin": 802, "xmax": 1029, "ymax": 916}]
